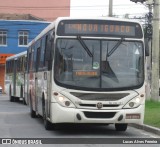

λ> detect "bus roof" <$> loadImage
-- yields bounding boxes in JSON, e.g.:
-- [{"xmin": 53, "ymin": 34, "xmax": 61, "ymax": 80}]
[
  {"xmin": 28, "ymin": 17, "xmax": 143, "ymax": 47},
  {"xmin": 6, "ymin": 51, "xmax": 27, "ymax": 61}
]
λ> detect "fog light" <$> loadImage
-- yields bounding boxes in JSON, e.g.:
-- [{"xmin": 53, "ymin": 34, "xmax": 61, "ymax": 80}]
[
  {"xmin": 129, "ymin": 102, "xmax": 134, "ymax": 107},
  {"xmin": 65, "ymin": 101, "xmax": 70, "ymax": 107}
]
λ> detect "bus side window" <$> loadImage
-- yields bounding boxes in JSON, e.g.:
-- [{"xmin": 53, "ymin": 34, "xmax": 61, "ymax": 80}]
[
  {"xmin": 9, "ymin": 61, "xmax": 11, "ymax": 73},
  {"xmin": 44, "ymin": 35, "xmax": 49, "ymax": 69},
  {"xmin": 36, "ymin": 47, "xmax": 41, "ymax": 72},
  {"xmin": 44, "ymin": 30, "xmax": 54, "ymax": 71},
  {"xmin": 33, "ymin": 45, "xmax": 37, "ymax": 72},
  {"xmin": 6, "ymin": 61, "xmax": 8, "ymax": 73},
  {"xmin": 35, "ymin": 40, "xmax": 41, "ymax": 72},
  {"xmin": 40, "ymin": 38, "xmax": 45, "ymax": 70},
  {"xmin": 20, "ymin": 57, "xmax": 22, "ymax": 72},
  {"xmin": 28, "ymin": 47, "xmax": 34, "ymax": 72},
  {"xmin": 9, "ymin": 61, "xmax": 12, "ymax": 73},
  {"xmin": 25, "ymin": 56, "xmax": 27, "ymax": 72},
  {"xmin": 22, "ymin": 56, "xmax": 25, "ymax": 72},
  {"xmin": 10, "ymin": 61, "xmax": 12, "ymax": 73},
  {"xmin": 17, "ymin": 58, "xmax": 19, "ymax": 72},
  {"xmin": 27, "ymin": 50, "xmax": 31, "ymax": 73}
]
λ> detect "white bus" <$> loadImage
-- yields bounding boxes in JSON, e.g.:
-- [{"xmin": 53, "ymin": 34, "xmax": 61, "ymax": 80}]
[
  {"xmin": 5, "ymin": 51, "xmax": 27, "ymax": 104},
  {"xmin": 27, "ymin": 17, "xmax": 148, "ymax": 131}
]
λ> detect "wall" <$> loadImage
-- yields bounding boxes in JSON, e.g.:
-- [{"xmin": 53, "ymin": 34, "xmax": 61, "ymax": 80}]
[
  {"xmin": 0, "ymin": 20, "xmax": 50, "ymax": 93},
  {"xmin": 0, "ymin": 20, "xmax": 50, "ymax": 54},
  {"xmin": 0, "ymin": 0, "xmax": 70, "ymax": 21}
]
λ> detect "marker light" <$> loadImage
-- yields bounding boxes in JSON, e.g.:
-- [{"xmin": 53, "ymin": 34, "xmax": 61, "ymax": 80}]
[
  {"xmin": 123, "ymin": 96, "xmax": 144, "ymax": 109},
  {"xmin": 54, "ymin": 92, "xmax": 75, "ymax": 108}
]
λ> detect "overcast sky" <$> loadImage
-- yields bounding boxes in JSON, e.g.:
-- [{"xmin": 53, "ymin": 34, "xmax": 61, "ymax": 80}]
[{"xmin": 70, "ymin": 0, "xmax": 148, "ymax": 17}]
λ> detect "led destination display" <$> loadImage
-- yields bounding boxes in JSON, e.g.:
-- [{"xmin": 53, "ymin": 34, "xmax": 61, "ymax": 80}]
[{"xmin": 57, "ymin": 20, "xmax": 143, "ymax": 38}]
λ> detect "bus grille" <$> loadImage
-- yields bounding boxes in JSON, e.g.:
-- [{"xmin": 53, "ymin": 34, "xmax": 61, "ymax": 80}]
[
  {"xmin": 79, "ymin": 104, "xmax": 119, "ymax": 107},
  {"xmin": 70, "ymin": 92, "xmax": 129, "ymax": 101},
  {"xmin": 83, "ymin": 112, "xmax": 116, "ymax": 119}
]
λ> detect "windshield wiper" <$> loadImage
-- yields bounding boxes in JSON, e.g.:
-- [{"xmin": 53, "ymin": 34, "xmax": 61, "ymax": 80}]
[
  {"xmin": 107, "ymin": 38, "xmax": 125, "ymax": 57},
  {"xmin": 77, "ymin": 36, "xmax": 93, "ymax": 57},
  {"xmin": 102, "ymin": 42, "xmax": 119, "ymax": 83}
]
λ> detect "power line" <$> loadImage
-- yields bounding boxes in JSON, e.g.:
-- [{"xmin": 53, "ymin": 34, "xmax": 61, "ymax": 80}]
[{"xmin": 0, "ymin": 4, "xmax": 146, "ymax": 10}]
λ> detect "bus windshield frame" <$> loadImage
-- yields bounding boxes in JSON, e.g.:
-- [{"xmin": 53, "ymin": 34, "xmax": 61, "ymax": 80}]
[{"xmin": 54, "ymin": 38, "xmax": 144, "ymax": 91}]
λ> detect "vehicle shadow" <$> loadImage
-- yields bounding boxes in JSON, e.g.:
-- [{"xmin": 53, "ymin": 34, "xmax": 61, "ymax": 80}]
[{"xmin": 35, "ymin": 116, "xmax": 131, "ymax": 137}]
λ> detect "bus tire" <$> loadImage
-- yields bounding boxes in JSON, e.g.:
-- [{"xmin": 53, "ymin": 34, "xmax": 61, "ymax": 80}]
[
  {"xmin": 23, "ymin": 98, "xmax": 27, "ymax": 105},
  {"xmin": 15, "ymin": 97, "xmax": 20, "ymax": 102},
  {"xmin": 115, "ymin": 123, "xmax": 128, "ymax": 131},
  {"xmin": 30, "ymin": 95, "xmax": 36, "ymax": 118},
  {"xmin": 42, "ymin": 97, "xmax": 57, "ymax": 130},
  {"xmin": 20, "ymin": 86, "xmax": 26, "ymax": 105},
  {"xmin": 42, "ymin": 105, "xmax": 52, "ymax": 130},
  {"xmin": 10, "ymin": 96, "xmax": 14, "ymax": 102}
]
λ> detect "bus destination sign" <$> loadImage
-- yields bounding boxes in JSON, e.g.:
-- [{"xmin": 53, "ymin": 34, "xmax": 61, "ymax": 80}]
[
  {"xmin": 57, "ymin": 20, "xmax": 143, "ymax": 38},
  {"xmin": 65, "ymin": 24, "xmax": 134, "ymax": 36}
]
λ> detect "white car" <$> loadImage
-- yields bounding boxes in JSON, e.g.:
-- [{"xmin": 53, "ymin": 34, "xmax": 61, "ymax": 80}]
[{"xmin": 0, "ymin": 86, "xmax": 2, "ymax": 93}]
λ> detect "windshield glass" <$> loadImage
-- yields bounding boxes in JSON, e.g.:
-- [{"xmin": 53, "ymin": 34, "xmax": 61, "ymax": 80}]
[{"xmin": 54, "ymin": 38, "xmax": 144, "ymax": 91}]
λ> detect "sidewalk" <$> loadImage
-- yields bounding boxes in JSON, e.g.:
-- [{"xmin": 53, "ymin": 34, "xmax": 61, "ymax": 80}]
[{"xmin": 130, "ymin": 124, "xmax": 160, "ymax": 136}]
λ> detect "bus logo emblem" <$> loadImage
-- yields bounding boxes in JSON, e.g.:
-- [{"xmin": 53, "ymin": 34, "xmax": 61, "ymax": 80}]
[{"xmin": 97, "ymin": 102, "xmax": 103, "ymax": 109}]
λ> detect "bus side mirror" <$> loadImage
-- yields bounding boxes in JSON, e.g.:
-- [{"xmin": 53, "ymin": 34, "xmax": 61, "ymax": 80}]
[{"xmin": 145, "ymin": 38, "xmax": 149, "ymax": 56}]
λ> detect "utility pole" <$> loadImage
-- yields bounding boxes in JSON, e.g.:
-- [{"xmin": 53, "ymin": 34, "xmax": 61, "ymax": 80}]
[
  {"xmin": 109, "ymin": 0, "xmax": 113, "ymax": 17},
  {"xmin": 151, "ymin": 0, "xmax": 160, "ymax": 101}
]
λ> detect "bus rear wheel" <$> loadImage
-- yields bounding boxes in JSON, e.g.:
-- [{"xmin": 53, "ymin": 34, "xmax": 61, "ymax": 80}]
[
  {"xmin": 9, "ymin": 87, "xmax": 14, "ymax": 102},
  {"xmin": 21, "ymin": 86, "xmax": 26, "ymax": 105},
  {"xmin": 10, "ymin": 96, "xmax": 14, "ymax": 102},
  {"xmin": 30, "ymin": 96, "xmax": 36, "ymax": 118},
  {"xmin": 115, "ymin": 123, "xmax": 128, "ymax": 131}
]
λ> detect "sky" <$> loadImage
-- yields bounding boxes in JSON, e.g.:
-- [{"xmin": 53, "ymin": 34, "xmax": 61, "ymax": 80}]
[{"xmin": 70, "ymin": 0, "xmax": 149, "ymax": 18}]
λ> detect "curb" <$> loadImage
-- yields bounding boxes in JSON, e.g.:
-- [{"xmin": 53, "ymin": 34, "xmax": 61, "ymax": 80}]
[{"xmin": 130, "ymin": 124, "xmax": 160, "ymax": 136}]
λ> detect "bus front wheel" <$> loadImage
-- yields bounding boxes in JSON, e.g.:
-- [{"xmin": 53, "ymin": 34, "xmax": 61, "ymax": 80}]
[
  {"xmin": 115, "ymin": 123, "xmax": 128, "ymax": 131},
  {"xmin": 42, "ymin": 102, "xmax": 53, "ymax": 130}
]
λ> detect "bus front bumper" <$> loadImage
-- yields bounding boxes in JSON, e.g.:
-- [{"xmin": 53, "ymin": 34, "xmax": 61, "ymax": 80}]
[{"xmin": 50, "ymin": 103, "xmax": 144, "ymax": 125}]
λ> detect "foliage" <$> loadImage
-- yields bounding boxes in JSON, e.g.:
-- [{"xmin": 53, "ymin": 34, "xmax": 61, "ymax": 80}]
[{"xmin": 144, "ymin": 100, "xmax": 160, "ymax": 128}]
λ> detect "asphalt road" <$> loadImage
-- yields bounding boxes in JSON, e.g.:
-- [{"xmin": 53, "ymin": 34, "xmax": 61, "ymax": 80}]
[{"xmin": 0, "ymin": 94, "xmax": 159, "ymax": 146}]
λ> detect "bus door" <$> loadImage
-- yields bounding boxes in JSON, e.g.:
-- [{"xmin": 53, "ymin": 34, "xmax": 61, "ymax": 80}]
[
  {"xmin": 35, "ymin": 44, "xmax": 41, "ymax": 114},
  {"xmin": 44, "ymin": 31, "xmax": 54, "ymax": 118},
  {"xmin": 29, "ymin": 46, "xmax": 37, "ymax": 112}
]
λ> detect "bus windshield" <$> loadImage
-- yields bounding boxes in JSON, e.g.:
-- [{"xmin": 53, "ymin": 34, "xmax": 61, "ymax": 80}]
[{"xmin": 54, "ymin": 38, "xmax": 144, "ymax": 91}]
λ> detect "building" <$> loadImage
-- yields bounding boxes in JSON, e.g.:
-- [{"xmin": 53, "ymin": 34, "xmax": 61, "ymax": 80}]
[
  {"xmin": 0, "ymin": 0, "xmax": 70, "ymax": 93},
  {"xmin": 0, "ymin": 0, "xmax": 70, "ymax": 21},
  {"xmin": 0, "ymin": 16, "xmax": 50, "ymax": 93}
]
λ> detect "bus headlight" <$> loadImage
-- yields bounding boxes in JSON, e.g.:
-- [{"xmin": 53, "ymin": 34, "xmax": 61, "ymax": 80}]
[
  {"xmin": 55, "ymin": 95, "xmax": 75, "ymax": 108},
  {"xmin": 123, "ymin": 96, "xmax": 143, "ymax": 109}
]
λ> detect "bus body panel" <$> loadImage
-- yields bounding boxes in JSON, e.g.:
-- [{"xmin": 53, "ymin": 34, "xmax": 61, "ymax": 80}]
[
  {"xmin": 5, "ymin": 51, "xmax": 27, "ymax": 102},
  {"xmin": 36, "ymin": 71, "xmax": 44, "ymax": 116},
  {"xmin": 49, "ymin": 83, "xmax": 145, "ymax": 124},
  {"xmin": 29, "ymin": 71, "xmax": 36, "ymax": 110},
  {"xmin": 50, "ymin": 102, "xmax": 144, "ymax": 124}
]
